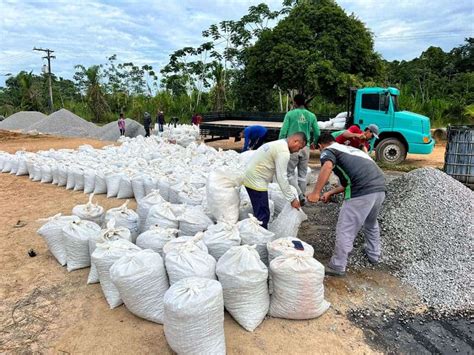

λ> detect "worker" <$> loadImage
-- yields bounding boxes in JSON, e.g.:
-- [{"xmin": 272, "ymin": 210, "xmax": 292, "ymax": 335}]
[
  {"xmin": 335, "ymin": 124, "xmax": 379, "ymax": 153},
  {"xmin": 279, "ymin": 94, "xmax": 320, "ymax": 202},
  {"xmin": 243, "ymin": 132, "xmax": 307, "ymax": 228},
  {"xmin": 117, "ymin": 113, "xmax": 125, "ymax": 136},
  {"xmin": 143, "ymin": 112, "xmax": 151, "ymax": 137},
  {"xmin": 307, "ymin": 133, "xmax": 386, "ymax": 277},
  {"xmin": 240, "ymin": 125, "xmax": 268, "ymax": 152},
  {"xmin": 157, "ymin": 111, "xmax": 165, "ymax": 132}
]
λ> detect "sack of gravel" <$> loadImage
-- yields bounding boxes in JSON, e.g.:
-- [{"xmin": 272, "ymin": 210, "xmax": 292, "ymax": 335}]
[
  {"xmin": 37, "ymin": 214, "xmax": 80, "ymax": 266},
  {"xmin": 63, "ymin": 219, "xmax": 101, "ymax": 272},
  {"xmin": 162, "ymin": 233, "xmax": 208, "ymax": 257},
  {"xmin": 163, "ymin": 277, "xmax": 226, "ymax": 355},
  {"xmin": 267, "ymin": 237, "xmax": 314, "ymax": 264},
  {"xmin": 203, "ymin": 222, "xmax": 241, "ymax": 260},
  {"xmin": 91, "ymin": 239, "xmax": 141, "ymax": 309},
  {"xmin": 137, "ymin": 190, "xmax": 165, "ymax": 231},
  {"xmin": 164, "ymin": 242, "xmax": 216, "ymax": 285},
  {"xmin": 178, "ymin": 205, "xmax": 213, "ymax": 237},
  {"xmin": 144, "ymin": 202, "xmax": 179, "ymax": 231},
  {"xmin": 104, "ymin": 200, "xmax": 139, "ymax": 242},
  {"xmin": 237, "ymin": 214, "xmax": 276, "ymax": 265},
  {"xmin": 269, "ymin": 253, "xmax": 330, "ymax": 319},
  {"xmin": 110, "ymin": 249, "xmax": 169, "ymax": 324},
  {"xmin": 87, "ymin": 219, "xmax": 132, "ymax": 284},
  {"xmin": 136, "ymin": 225, "xmax": 178, "ymax": 257},
  {"xmin": 216, "ymin": 245, "xmax": 269, "ymax": 331},
  {"xmin": 206, "ymin": 167, "xmax": 243, "ymax": 224},
  {"xmin": 268, "ymin": 203, "xmax": 307, "ymax": 239},
  {"xmin": 72, "ymin": 194, "xmax": 105, "ymax": 226}
]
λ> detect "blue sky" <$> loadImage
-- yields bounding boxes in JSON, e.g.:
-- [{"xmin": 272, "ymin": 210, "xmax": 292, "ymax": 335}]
[{"xmin": 0, "ymin": 0, "xmax": 472, "ymax": 87}]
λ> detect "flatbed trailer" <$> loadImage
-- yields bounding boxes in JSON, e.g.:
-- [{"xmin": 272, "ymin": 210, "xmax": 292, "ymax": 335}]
[{"xmin": 200, "ymin": 112, "xmax": 336, "ymax": 143}]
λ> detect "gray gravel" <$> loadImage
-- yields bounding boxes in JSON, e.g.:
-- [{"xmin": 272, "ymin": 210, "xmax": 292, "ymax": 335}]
[
  {"xmin": 27, "ymin": 109, "xmax": 101, "ymax": 137},
  {"xmin": 302, "ymin": 168, "xmax": 474, "ymax": 314},
  {"xmin": 95, "ymin": 118, "xmax": 145, "ymax": 141},
  {"xmin": 0, "ymin": 111, "xmax": 47, "ymax": 130}
]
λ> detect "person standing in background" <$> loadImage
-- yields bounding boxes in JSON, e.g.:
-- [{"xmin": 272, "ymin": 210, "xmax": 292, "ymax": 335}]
[
  {"xmin": 279, "ymin": 94, "xmax": 320, "ymax": 203},
  {"xmin": 118, "ymin": 113, "xmax": 126, "ymax": 136},
  {"xmin": 144, "ymin": 112, "xmax": 151, "ymax": 137},
  {"xmin": 157, "ymin": 111, "xmax": 165, "ymax": 132}
]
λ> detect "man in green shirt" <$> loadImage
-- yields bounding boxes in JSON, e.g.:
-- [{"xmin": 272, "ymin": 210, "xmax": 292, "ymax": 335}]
[{"xmin": 279, "ymin": 94, "xmax": 320, "ymax": 201}]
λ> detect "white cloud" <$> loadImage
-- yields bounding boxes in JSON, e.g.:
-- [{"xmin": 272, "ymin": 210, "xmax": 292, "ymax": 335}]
[{"xmin": 0, "ymin": 0, "xmax": 472, "ymax": 86}]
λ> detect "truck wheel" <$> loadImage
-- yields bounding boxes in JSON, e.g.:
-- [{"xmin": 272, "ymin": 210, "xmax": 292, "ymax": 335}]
[{"xmin": 375, "ymin": 138, "xmax": 407, "ymax": 165}]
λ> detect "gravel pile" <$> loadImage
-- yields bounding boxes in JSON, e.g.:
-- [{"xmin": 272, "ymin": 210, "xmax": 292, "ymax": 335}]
[
  {"xmin": 0, "ymin": 111, "xmax": 47, "ymax": 130},
  {"xmin": 304, "ymin": 168, "xmax": 473, "ymax": 314},
  {"xmin": 27, "ymin": 109, "xmax": 101, "ymax": 137},
  {"xmin": 94, "ymin": 118, "xmax": 145, "ymax": 141}
]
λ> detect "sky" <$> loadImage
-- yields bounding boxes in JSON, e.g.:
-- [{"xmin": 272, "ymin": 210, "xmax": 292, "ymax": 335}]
[{"xmin": 0, "ymin": 0, "xmax": 473, "ymax": 87}]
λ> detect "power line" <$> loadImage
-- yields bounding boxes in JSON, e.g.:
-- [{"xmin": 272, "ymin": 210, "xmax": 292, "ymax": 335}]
[{"xmin": 33, "ymin": 47, "xmax": 55, "ymax": 112}]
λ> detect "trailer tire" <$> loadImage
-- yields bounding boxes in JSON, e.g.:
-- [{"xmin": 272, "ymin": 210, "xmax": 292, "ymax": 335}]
[{"xmin": 375, "ymin": 138, "xmax": 407, "ymax": 165}]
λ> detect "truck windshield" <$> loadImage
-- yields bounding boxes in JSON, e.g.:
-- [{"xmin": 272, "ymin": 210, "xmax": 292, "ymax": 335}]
[{"xmin": 391, "ymin": 95, "xmax": 399, "ymax": 112}]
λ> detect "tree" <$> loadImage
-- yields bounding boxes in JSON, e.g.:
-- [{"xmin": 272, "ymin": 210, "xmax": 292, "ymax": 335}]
[{"xmin": 74, "ymin": 65, "xmax": 110, "ymax": 122}]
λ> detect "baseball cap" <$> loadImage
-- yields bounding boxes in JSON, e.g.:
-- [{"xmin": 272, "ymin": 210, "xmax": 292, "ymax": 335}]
[{"xmin": 367, "ymin": 124, "xmax": 379, "ymax": 139}]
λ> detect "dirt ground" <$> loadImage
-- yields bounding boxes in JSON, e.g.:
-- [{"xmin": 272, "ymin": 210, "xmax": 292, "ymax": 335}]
[{"xmin": 0, "ymin": 131, "xmax": 435, "ymax": 354}]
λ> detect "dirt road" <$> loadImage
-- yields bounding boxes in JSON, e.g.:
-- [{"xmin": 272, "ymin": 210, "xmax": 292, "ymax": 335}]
[{"xmin": 0, "ymin": 131, "xmax": 450, "ymax": 353}]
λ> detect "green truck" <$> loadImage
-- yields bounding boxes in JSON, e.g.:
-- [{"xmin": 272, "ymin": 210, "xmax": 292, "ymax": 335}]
[{"xmin": 345, "ymin": 86, "xmax": 435, "ymax": 164}]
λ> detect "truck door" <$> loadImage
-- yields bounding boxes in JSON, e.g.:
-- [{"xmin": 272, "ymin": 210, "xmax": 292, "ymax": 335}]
[{"xmin": 356, "ymin": 92, "xmax": 393, "ymax": 131}]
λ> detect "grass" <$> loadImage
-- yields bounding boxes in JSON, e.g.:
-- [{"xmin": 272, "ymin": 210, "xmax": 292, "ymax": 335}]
[{"xmin": 376, "ymin": 162, "xmax": 420, "ymax": 173}]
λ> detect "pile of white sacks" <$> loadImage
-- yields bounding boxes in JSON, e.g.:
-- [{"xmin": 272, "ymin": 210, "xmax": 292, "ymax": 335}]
[
  {"xmin": 1, "ymin": 130, "xmax": 329, "ymax": 354},
  {"xmin": 317, "ymin": 112, "xmax": 347, "ymax": 130}
]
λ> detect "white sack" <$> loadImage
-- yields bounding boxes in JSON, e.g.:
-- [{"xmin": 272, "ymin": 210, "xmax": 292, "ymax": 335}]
[
  {"xmin": 163, "ymin": 277, "xmax": 225, "ymax": 355},
  {"xmin": 63, "ymin": 219, "xmax": 101, "ymax": 271},
  {"xmin": 105, "ymin": 172, "xmax": 123, "ymax": 198},
  {"xmin": 83, "ymin": 169, "xmax": 96, "ymax": 194},
  {"xmin": 72, "ymin": 193, "xmax": 105, "ymax": 226},
  {"xmin": 136, "ymin": 225, "xmax": 178, "ymax": 257},
  {"xmin": 37, "ymin": 214, "xmax": 80, "ymax": 266},
  {"xmin": 117, "ymin": 175, "xmax": 134, "ymax": 199},
  {"xmin": 238, "ymin": 214, "xmax": 275, "ymax": 265},
  {"xmin": 216, "ymin": 245, "xmax": 269, "ymax": 331},
  {"xmin": 269, "ymin": 254, "xmax": 330, "ymax": 319},
  {"xmin": 137, "ymin": 190, "xmax": 165, "ymax": 231},
  {"xmin": 144, "ymin": 202, "xmax": 179, "ymax": 231},
  {"xmin": 178, "ymin": 206, "xmax": 213, "ymax": 237},
  {"xmin": 93, "ymin": 171, "xmax": 107, "ymax": 194},
  {"xmin": 206, "ymin": 167, "xmax": 242, "ymax": 224},
  {"xmin": 203, "ymin": 222, "xmax": 241, "ymax": 260},
  {"xmin": 110, "ymin": 249, "xmax": 169, "ymax": 323},
  {"xmin": 162, "ymin": 233, "xmax": 208, "ymax": 256},
  {"xmin": 104, "ymin": 200, "xmax": 140, "ymax": 242},
  {"xmin": 131, "ymin": 176, "xmax": 146, "ymax": 201},
  {"xmin": 165, "ymin": 243, "xmax": 216, "ymax": 285},
  {"xmin": 267, "ymin": 236, "xmax": 314, "ymax": 264},
  {"xmin": 268, "ymin": 203, "xmax": 307, "ymax": 240},
  {"xmin": 92, "ymin": 239, "xmax": 141, "ymax": 308}
]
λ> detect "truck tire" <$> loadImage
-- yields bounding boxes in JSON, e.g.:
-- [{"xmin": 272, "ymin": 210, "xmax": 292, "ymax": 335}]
[{"xmin": 375, "ymin": 138, "xmax": 407, "ymax": 165}]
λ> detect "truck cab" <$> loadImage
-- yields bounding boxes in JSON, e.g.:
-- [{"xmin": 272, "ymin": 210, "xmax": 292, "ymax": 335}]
[{"xmin": 349, "ymin": 87, "xmax": 435, "ymax": 164}]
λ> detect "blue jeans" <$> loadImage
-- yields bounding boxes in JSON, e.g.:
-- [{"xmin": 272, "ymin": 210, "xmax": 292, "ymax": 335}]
[{"xmin": 245, "ymin": 186, "xmax": 270, "ymax": 228}]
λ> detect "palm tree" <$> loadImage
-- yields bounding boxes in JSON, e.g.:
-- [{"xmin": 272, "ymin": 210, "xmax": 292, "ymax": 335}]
[
  {"xmin": 18, "ymin": 71, "xmax": 43, "ymax": 111},
  {"xmin": 74, "ymin": 65, "xmax": 110, "ymax": 122}
]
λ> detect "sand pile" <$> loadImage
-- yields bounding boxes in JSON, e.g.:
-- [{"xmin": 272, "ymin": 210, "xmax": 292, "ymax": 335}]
[
  {"xmin": 28, "ymin": 109, "xmax": 101, "ymax": 137},
  {"xmin": 0, "ymin": 111, "xmax": 47, "ymax": 130}
]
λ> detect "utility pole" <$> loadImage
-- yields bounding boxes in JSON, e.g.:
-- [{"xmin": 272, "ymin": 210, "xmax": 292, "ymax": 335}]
[{"xmin": 33, "ymin": 47, "xmax": 55, "ymax": 112}]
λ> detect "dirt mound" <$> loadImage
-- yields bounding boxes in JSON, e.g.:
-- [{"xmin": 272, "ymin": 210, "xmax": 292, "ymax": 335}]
[
  {"xmin": 27, "ymin": 109, "xmax": 100, "ymax": 138},
  {"xmin": 94, "ymin": 118, "xmax": 145, "ymax": 141},
  {"xmin": 0, "ymin": 111, "xmax": 47, "ymax": 130}
]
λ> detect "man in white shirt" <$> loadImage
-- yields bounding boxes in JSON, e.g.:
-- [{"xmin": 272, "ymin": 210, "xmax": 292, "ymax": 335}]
[{"xmin": 243, "ymin": 132, "xmax": 307, "ymax": 228}]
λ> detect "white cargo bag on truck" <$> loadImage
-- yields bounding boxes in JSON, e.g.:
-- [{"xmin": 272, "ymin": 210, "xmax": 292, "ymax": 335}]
[
  {"xmin": 206, "ymin": 167, "xmax": 242, "ymax": 224},
  {"xmin": 63, "ymin": 219, "xmax": 101, "ymax": 271},
  {"xmin": 136, "ymin": 225, "xmax": 178, "ymax": 257},
  {"xmin": 91, "ymin": 239, "xmax": 141, "ymax": 308},
  {"xmin": 88, "ymin": 219, "xmax": 132, "ymax": 284},
  {"xmin": 162, "ymin": 233, "xmax": 208, "ymax": 256},
  {"xmin": 267, "ymin": 236, "xmax": 314, "ymax": 264},
  {"xmin": 268, "ymin": 203, "xmax": 307, "ymax": 240},
  {"xmin": 165, "ymin": 242, "xmax": 216, "ymax": 285},
  {"xmin": 203, "ymin": 222, "xmax": 241, "ymax": 260},
  {"xmin": 110, "ymin": 249, "xmax": 169, "ymax": 324},
  {"xmin": 269, "ymin": 254, "xmax": 330, "ymax": 319},
  {"xmin": 164, "ymin": 277, "xmax": 225, "ymax": 355},
  {"xmin": 37, "ymin": 214, "xmax": 80, "ymax": 266},
  {"xmin": 72, "ymin": 194, "xmax": 105, "ymax": 226},
  {"xmin": 104, "ymin": 200, "xmax": 140, "ymax": 242},
  {"xmin": 237, "ymin": 214, "xmax": 275, "ymax": 265},
  {"xmin": 216, "ymin": 245, "xmax": 269, "ymax": 331}
]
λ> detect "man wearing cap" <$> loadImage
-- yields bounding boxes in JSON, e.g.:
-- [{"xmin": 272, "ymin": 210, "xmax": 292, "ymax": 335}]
[
  {"xmin": 335, "ymin": 124, "xmax": 379, "ymax": 153},
  {"xmin": 240, "ymin": 125, "xmax": 268, "ymax": 152}
]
